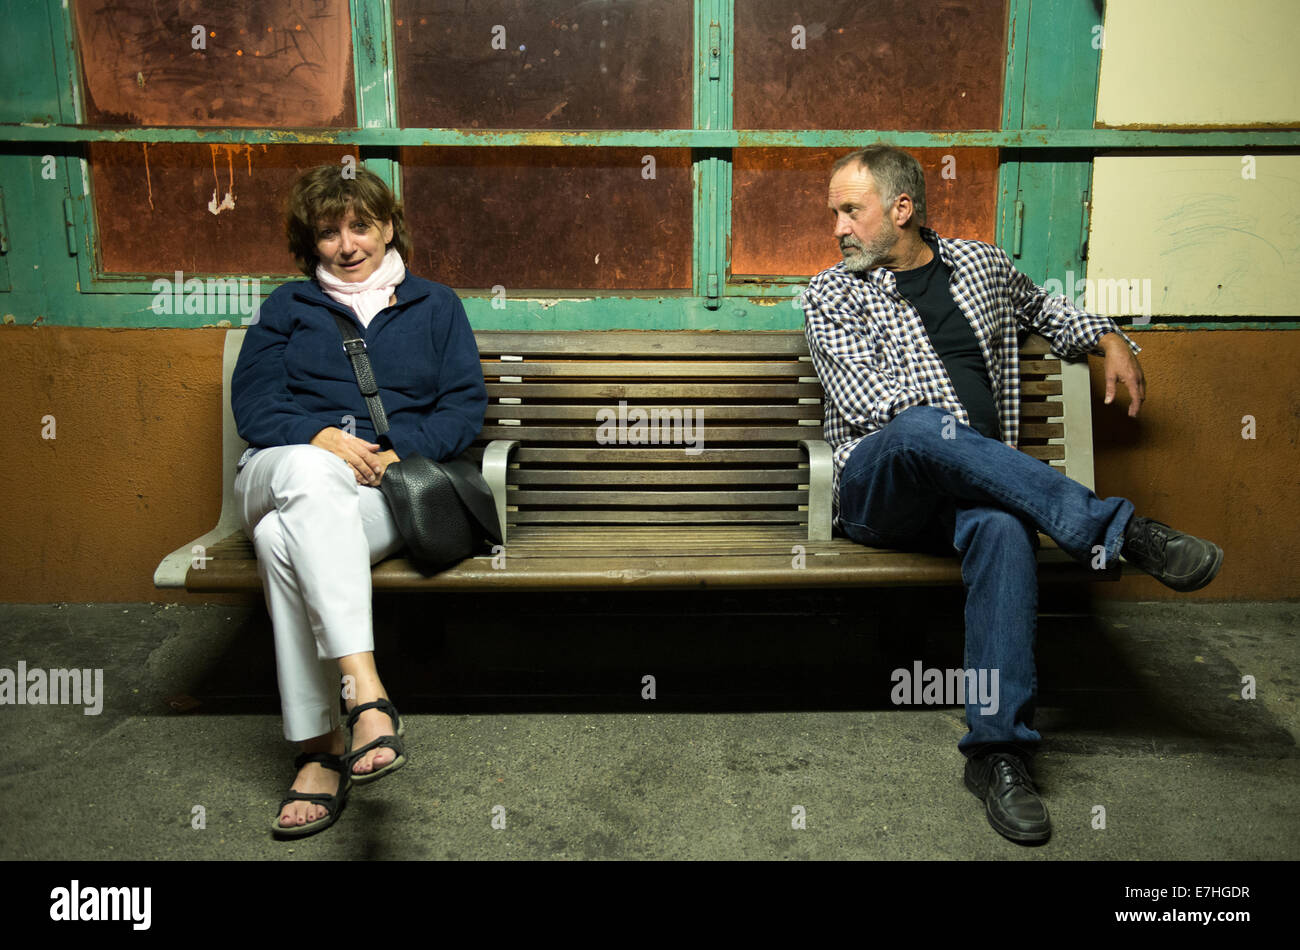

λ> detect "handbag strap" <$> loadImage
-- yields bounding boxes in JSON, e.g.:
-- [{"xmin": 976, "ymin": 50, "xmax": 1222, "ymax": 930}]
[{"xmin": 330, "ymin": 312, "xmax": 391, "ymax": 437}]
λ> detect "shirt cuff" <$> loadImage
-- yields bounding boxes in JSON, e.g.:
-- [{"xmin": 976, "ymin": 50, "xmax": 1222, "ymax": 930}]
[{"xmin": 1092, "ymin": 324, "xmax": 1141, "ymax": 356}]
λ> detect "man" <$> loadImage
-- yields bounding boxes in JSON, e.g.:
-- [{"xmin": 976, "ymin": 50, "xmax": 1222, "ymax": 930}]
[{"xmin": 801, "ymin": 146, "xmax": 1223, "ymax": 845}]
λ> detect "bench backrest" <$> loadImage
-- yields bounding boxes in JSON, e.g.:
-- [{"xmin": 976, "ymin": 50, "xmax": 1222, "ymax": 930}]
[
  {"xmin": 217, "ymin": 328, "xmax": 1092, "ymax": 536},
  {"xmin": 474, "ymin": 331, "xmax": 821, "ymax": 530}
]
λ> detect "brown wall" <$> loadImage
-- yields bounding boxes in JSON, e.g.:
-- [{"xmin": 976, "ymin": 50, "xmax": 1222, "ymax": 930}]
[
  {"xmin": 1088, "ymin": 330, "xmax": 1300, "ymax": 600},
  {"xmin": 5, "ymin": 326, "xmax": 253, "ymax": 605},
  {"xmin": 3, "ymin": 326, "xmax": 1297, "ymax": 603}
]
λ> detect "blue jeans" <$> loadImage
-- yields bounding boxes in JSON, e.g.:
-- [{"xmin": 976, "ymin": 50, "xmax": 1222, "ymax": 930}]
[{"xmin": 837, "ymin": 405, "xmax": 1134, "ymax": 757}]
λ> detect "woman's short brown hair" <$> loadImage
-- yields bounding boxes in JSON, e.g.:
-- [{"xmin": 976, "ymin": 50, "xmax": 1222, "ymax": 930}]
[{"xmin": 285, "ymin": 163, "xmax": 412, "ymax": 277}]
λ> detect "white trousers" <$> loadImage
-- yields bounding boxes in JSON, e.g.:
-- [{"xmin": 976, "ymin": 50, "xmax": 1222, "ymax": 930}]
[{"xmin": 234, "ymin": 444, "xmax": 405, "ymax": 741}]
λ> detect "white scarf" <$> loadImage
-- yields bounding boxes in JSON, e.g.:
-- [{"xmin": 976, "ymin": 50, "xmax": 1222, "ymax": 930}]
[{"xmin": 316, "ymin": 247, "xmax": 407, "ymax": 327}]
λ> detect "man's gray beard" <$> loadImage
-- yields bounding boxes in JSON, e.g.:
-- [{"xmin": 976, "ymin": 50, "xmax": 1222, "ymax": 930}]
[
  {"xmin": 842, "ymin": 245, "xmax": 887, "ymax": 272},
  {"xmin": 842, "ymin": 248, "xmax": 879, "ymax": 273},
  {"xmin": 841, "ymin": 230, "xmax": 897, "ymax": 273}
]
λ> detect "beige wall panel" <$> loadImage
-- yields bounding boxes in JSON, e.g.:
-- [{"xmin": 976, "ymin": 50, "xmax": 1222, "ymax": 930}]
[
  {"xmin": 1088, "ymin": 154, "xmax": 1300, "ymax": 317},
  {"xmin": 1096, "ymin": 0, "xmax": 1300, "ymax": 127}
]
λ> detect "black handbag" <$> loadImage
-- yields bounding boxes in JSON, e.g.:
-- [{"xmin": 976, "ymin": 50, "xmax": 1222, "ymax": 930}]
[{"xmin": 330, "ymin": 312, "xmax": 501, "ymax": 571}]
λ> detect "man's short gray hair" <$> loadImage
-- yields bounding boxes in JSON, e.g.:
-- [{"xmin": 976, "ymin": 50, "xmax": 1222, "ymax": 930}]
[{"xmin": 831, "ymin": 146, "xmax": 927, "ymax": 226}]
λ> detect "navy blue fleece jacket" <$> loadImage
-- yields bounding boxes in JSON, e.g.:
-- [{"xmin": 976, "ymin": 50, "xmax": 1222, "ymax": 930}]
[{"xmin": 231, "ymin": 273, "xmax": 486, "ymax": 462}]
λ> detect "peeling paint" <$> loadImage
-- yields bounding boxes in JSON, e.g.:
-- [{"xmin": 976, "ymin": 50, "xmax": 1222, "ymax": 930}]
[
  {"xmin": 207, "ymin": 190, "xmax": 235, "ymax": 215},
  {"xmin": 3, "ymin": 125, "xmax": 1300, "ymax": 150},
  {"xmin": 142, "ymin": 144, "xmax": 153, "ymax": 210}
]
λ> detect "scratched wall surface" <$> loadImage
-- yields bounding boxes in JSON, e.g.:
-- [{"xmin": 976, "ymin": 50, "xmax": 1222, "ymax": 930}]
[
  {"xmin": 730, "ymin": 147, "xmax": 999, "ymax": 276},
  {"xmin": 90, "ymin": 143, "xmax": 351, "ymax": 276},
  {"xmin": 1087, "ymin": 155, "xmax": 1300, "ymax": 317},
  {"xmin": 393, "ymin": 0, "xmax": 692, "ymax": 129},
  {"xmin": 733, "ymin": 0, "xmax": 1007, "ymax": 130},
  {"xmin": 401, "ymin": 147, "xmax": 693, "ymax": 290},
  {"xmin": 1096, "ymin": 0, "xmax": 1300, "ymax": 127},
  {"xmin": 74, "ymin": 0, "xmax": 355, "ymax": 126}
]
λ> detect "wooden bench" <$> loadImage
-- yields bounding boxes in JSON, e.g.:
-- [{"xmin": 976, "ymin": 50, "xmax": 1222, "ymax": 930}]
[{"xmin": 154, "ymin": 329, "xmax": 1114, "ymax": 592}]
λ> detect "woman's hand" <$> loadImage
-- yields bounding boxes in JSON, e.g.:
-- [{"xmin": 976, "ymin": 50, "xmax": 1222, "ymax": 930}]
[
  {"xmin": 371, "ymin": 449, "xmax": 401, "ymax": 483},
  {"xmin": 310, "ymin": 427, "xmax": 385, "ymax": 486}
]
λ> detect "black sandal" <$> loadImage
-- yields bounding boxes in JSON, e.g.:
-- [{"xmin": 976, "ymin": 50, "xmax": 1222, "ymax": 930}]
[
  {"xmin": 270, "ymin": 751, "xmax": 349, "ymax": 839},
  {"xmin": 343, "ymin": 697, "xmax": 407, "ymax": 786}
]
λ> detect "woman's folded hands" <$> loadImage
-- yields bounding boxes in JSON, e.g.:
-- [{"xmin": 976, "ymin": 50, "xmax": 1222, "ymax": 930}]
[{"xmin": 309, "ymin": 426, "xmax": 400, "ymax": 486}]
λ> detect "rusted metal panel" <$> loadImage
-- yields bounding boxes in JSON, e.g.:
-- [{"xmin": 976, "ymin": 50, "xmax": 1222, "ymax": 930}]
[
  {"xmin": 89, "ymin": 142, "xmax": 350, "ymax": 275},
  {"xmin": 401, "ymin": 146, "xmax": 692, "ymax": 289},
  {"xmin": 74, "ymin": 0, "xmax": 356, "ymax": 127},
  {"xmin": 734, "ymin": 0, "xmax": 1008, "ymax": 130},
  {"xmin": 393, "ymin": 0, "xmax": 692, "ymax": 130},
  {"xmin": 730, "ymin": 146, "xmax": 999, "ymax": 276}
]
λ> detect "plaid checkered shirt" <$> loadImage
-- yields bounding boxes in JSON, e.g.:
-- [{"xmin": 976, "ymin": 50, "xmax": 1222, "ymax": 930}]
[{"xmin": 802, "ymin": 226, "xmax": 1140, "ymax": 520}]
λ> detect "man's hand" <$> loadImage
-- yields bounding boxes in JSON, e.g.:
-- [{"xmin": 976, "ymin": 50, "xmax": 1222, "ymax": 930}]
[
  {"xmin": 310, "ymin": 427, "xmax": 385, "ymax": 486},
  {"xmin": 1098, "ymin": 332, "xmax": 1145, "ymax": 417}
]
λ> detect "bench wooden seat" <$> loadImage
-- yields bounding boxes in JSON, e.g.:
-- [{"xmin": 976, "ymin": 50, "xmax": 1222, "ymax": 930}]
[{"xmin": 155, "ymin": 329, "xmax": 1115, "ymax": 592}]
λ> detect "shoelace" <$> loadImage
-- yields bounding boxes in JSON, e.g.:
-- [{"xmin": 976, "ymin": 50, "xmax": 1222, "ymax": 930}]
[
  {"xmin": 993, "ymin": 756, "xmax": 1034, "ymax": 790},
  {"xmin": 1129, "ymin": 518, "xmax": 1170, "ymax": 560}
]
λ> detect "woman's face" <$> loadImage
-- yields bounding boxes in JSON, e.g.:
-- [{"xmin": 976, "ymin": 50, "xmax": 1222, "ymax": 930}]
[{"xmin": 314, "ymin": 207, "xmax": 394, "ymax": 282}]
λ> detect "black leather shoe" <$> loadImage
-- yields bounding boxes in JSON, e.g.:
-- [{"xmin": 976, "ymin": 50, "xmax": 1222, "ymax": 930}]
[
  {"xmin": 1121, "ymin": 516, "xmax": 1223, "ymax": 592},
  {"xmin": 964, "ymin": 751, "xmax": 1051, "ymax": 844}
]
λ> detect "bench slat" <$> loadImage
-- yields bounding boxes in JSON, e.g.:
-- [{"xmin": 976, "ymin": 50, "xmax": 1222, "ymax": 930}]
[
  {"xmin": 486, "ymin": 382, "xmax": 825, "ymax": 398},
  {"xmin": 1018, "ymin": 423, "xmax": 1065, "ymax": 439},
  {"xmin": 187, "ymin": 523, "xmax": 1117, "ymax": 592},
  {"xmin": 485, "ymin": 405, "xmax": 823, "ymax": 421},
  {"xmin": 186, "ymin": 549, "xmax": 1109, "ymax": 593},
  {"xmin": 482, "ymin": 361, "xmax": 812, "ymax": 378},
  {"xmin": 1020, "ymin": 380, "xmax": 1063, "ymax": 396},
  {"xmin": 476, "ymin": 330, "xmax": 811, "ymax": 358},
  {"xmin": 479, "ymin": 425, "xmax": 820, "ymax": 442},
  {"xmin": 509, "ymin": 490, "xmax": 809, "ymax": 506},
  {"xmin": 1017, "ymin": 401, "xmax": 1064, "ymax": 418},
  {"xmin": 510, "ymin": 510, "xmax": 807, "ymax": 524},
  {"xmin": 512, "ymin": 469, "xmax": 803, "ymax": 485},
  {"xmin": 201, "ymin": 523, "xmax": 1075, "ymax": 557},
  {"xmin": 507, "ymin": 447, "xmax": 808, "ymax": 463}
]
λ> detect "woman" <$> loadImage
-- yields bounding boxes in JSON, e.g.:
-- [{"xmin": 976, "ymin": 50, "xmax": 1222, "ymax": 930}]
[{"xmin": 231, "ymin": 164, "xmax": 487, "ymax": 837}]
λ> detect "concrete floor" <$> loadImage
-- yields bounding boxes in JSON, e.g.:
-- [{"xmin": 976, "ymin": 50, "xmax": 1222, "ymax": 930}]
[{"xmin": 0, "ymin": 591, "xmax": 1296, "ymax": 860}]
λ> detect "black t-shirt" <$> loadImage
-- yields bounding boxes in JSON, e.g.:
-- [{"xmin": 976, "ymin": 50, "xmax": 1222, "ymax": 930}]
[{"xmin": 892, "ymin": 241, "xmax": 1000, "ymax": 441}]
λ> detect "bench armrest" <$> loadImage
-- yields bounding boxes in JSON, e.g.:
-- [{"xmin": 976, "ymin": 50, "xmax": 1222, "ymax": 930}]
[
  {"xmin": 154, "ymin": 519, "xmax": 243, "ymax": 588},
  {"xmin": 1058, "ymin": 355, "xmax": 1096, "ymax": 492},
  {"xmin": 481, "ymin": 440, "xmax": 519, "ymax": 544},
  {"xmin": 155, "ymin": 329, "xmax": 250, "ymax": 589},
  {"xmin": 799, "ymin": 438, "xmax": 833, "ymax": 541}
]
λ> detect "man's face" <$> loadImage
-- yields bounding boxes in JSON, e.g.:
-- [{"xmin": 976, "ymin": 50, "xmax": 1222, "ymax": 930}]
[
  {"xmin": 315, "ymin": 207, "xmax": 394, "ymax": 282},
  {"xmin": 828, "ymin": 163, "xmax": 899, "ymax": 273}
]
